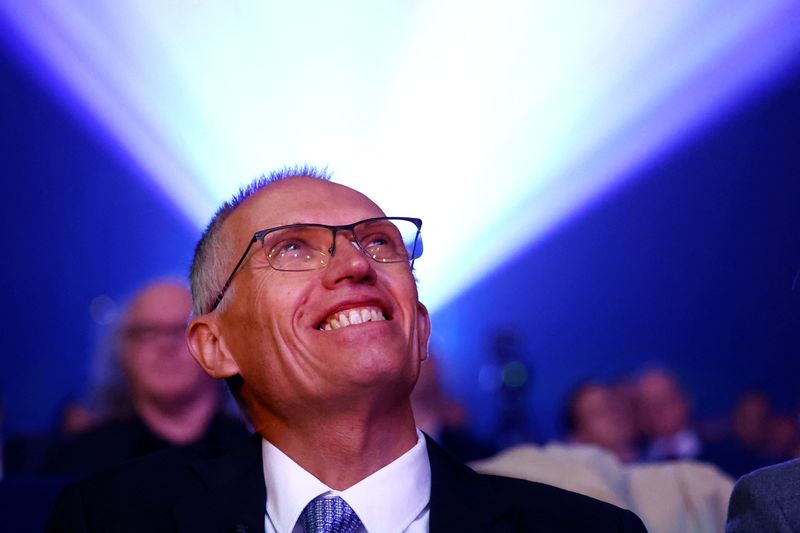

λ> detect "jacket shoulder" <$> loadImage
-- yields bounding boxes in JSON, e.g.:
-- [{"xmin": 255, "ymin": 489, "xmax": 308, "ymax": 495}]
[
  {"xmin": 736, "ymin": 458, "xmax": 800, "ymax": 492},
  {"xmin": 727, "ymin": 459, "xmax": 800, "ymax": 532}
]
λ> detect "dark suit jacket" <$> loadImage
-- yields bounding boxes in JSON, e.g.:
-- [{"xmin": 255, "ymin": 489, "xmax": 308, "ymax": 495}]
[
  {"xmin": 726, "ymin": 458, "xmax": 800, "ymax": 533},
  {"xmin": 46, "ymin": 434, "xmax": 646, "ymax": 532}
]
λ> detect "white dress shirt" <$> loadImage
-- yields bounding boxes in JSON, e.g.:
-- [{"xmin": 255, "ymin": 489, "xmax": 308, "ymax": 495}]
[{"xmin": 262, "ymin": 429, "xmax": 431, "ymax": 533}]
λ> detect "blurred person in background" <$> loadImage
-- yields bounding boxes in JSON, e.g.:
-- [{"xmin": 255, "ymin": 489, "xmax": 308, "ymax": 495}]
[
  {"xmin": 731, "ymin": 391, "xmax": 770, "ymax": 452},
  {"xmin": 50, "ymin": 280, "xmax": 248, "ymax": 475},
  {"xmin": 700, "ymin": 390, "xmax": 775, "ymax": 478},
  {"xmin": 764, "ymin": 414, "xmax": 800, "ymax": 461},
  {"xmin": 563, "ymin": 382, "xmax": 639, "ymax": 463},
  {"xmin": 473, "ymin": 376, "xmax": 734, "ymax": 533},
  {"xmin": 59, "ymin": 400, "xmax": 99, "ymax": 438},
  {"xmin": 635, "ymin": 368, "xmax": 702, "ymax": 461}
]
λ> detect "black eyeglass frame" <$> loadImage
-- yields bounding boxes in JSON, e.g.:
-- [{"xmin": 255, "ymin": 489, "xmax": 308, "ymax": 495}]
[{"xmin": 207, "ymin": 216, "xmax": 422, "ymax": 313}]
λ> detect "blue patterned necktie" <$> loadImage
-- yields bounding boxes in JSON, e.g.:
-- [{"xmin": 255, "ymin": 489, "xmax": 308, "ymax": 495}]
[{"xmin": 301, "ymin": 496, "xmax": 363, "ymax": 533}]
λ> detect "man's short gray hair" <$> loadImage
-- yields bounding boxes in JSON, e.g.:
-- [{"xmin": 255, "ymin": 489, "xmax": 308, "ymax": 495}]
[{"xmin": 189, "ymin": 165, "xmax": 331, "ymax": 316}]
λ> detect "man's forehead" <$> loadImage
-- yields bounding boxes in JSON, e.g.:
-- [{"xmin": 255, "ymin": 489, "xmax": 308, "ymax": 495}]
[{"xmin": 229, "ymin": 177, "xmax": 385, "ymax": 232}]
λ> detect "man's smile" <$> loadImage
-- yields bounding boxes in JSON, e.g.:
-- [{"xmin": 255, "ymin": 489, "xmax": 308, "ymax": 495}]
[{"xmin": 318, "ymin": 305, "xmax": 387, "ymax": 331}]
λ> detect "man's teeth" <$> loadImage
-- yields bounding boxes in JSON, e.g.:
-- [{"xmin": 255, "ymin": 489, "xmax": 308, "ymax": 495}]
[{"xmin": 320, "ymin": 307, "xmax": 386, "ymax": 331}]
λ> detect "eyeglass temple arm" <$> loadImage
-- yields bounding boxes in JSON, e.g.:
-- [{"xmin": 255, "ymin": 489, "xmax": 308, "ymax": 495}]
[{"xmin": 207, "ymin": 235, "xmax": 259, "ymax": 313}]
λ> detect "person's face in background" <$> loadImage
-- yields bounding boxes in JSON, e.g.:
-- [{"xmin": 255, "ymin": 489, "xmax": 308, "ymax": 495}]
[
  {"xmin": 765, "ymin": 414, "xmax": 798, "ymax": 457},
  {"xmin": 572, "ymin": 385, "xmax": 635, "ymax": 454},
  {"xmin": 635, "ymin": 370, "xmax": 690, "ymax": 439},
  {"xmin": 210, "ymin": 177, "xmax": 430, "ymax": 427},
  {"xmin": 120, "ymin": 282, "xmax": 213, "ymax": 408}
]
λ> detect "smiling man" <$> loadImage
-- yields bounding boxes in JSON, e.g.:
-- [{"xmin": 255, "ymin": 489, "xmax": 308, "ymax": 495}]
[{"xmin": 47, "ymin": 168, "xmax": 647, "ymax": 532}]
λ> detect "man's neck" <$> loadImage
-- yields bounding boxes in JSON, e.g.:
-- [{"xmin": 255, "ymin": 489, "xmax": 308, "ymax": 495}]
[
  {"xmin": 134, "ymin": 389, "xmax": 219, "ymax": 445},
  {"xmin": 257, "ymin": 402, "xmax": 418, "ymax": 491}
]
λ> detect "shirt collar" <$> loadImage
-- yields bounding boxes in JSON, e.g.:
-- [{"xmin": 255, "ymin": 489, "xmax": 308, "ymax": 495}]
[{"xmin": 262, "ymin": 429, "xmax": 430, "ymax": 533}]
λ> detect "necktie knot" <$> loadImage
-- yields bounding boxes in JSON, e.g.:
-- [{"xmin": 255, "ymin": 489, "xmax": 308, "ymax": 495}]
[{"xmin": 302, "ymin": 496, "xmax": 362, "ymax": 533}]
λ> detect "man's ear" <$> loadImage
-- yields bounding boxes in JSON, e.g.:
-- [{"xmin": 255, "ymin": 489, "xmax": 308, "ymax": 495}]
[
  {"xmin": 416, "ymin": 301, "xmax": 431, "ymax": 362},
  {"xmin": 186, "ymin": 315, "xmax": 240, "ymax": 379}
]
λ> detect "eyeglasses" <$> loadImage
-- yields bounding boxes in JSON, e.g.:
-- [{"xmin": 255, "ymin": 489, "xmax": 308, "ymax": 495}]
[{"xmin": 208, "ymin": 216, "xmax": 423, "ymax": 313}]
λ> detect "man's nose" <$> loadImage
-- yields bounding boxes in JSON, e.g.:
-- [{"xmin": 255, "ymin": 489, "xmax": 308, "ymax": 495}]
[{"xmin": 322, "ymin": 232, "xmax": 376, "ymax": 287}]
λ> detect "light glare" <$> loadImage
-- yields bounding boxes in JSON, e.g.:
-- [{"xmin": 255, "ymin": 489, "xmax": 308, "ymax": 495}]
[{"xmin": 1, "ymin": 0, "xmax": 798, "ymax": 311}]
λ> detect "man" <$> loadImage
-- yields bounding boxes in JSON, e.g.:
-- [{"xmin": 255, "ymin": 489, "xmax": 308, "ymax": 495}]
[
  {"xmin": 48, "ymin": 168, "xmax": 646, "ymax": 532},
  {"xmin": 700, "ymin": 390, "xmax": 776, "ymax": 478},
  {"xmin": 51, "ymin": 281, "xmax": 248, "ymax": 474},
  {"xmin": 726, "ymin": 458, "xmax": 800, "ymax": 532}
]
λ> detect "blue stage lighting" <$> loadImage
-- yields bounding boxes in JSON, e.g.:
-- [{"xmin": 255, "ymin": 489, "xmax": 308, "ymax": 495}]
[{"xmin": 1, "ymin": 1, "xmax": 798, "ymax": 311}]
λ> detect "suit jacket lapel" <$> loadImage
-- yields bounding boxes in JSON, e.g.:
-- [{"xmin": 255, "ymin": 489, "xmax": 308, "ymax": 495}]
[
  {"xmin": 426, "ymin": 434, "xmax": 520, "ymax": 533},
  {"xmin": 173, "ymin": 434, "xmax": 266, "ymax": 533}
]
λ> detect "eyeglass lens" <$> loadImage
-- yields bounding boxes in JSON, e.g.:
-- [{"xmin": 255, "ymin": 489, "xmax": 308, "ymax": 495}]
[{"xmin": 264, "ymin": 218, "xmax": 421, "ymax": 271}]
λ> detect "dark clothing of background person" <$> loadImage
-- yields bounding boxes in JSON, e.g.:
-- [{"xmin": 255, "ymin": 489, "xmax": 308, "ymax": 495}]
[
  {"xmin": 49, "ymin": 413, "xmax": 249, "ymax": 475},
  {"xmin": 3, "ymin": 433, "xmax": 60, "ymax": 476},
  {"xmin": 699, "ymin": 436, "xmax": 777, "ymax": 480}
]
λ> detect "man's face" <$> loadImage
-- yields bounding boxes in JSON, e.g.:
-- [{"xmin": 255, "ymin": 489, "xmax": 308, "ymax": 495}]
[
  {"xmin": 214, "ymin": 177, "xmax": 430, "ymax": 424},
  {"xmin": 121, "ymin": 282, "xmax": 212, "ymax": 407}
]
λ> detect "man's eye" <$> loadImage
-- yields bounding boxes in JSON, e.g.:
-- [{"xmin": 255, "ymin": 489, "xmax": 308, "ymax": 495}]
[
  {"xmin": 273, "ymin": 239, "xmax": 307, "ymax": 255},
  {"xmin": 364, "ymin": 234, "xmax": 390, "ymax": 248}
]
